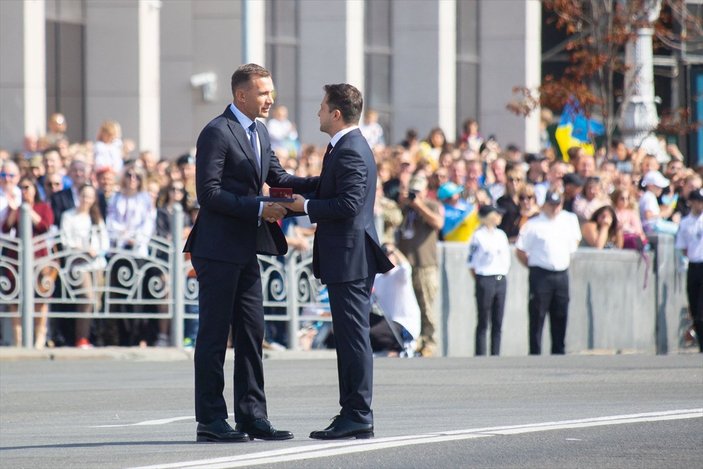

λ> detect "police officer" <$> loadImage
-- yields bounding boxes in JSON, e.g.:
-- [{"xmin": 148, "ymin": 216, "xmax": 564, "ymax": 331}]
[
  {"xmin": 675, "ymin": 188, "xmax": 703, "ymax": 353},
  {"xmin": 468, "ymin": 205, "xmax": 511, "ymax": 356},
  {"xmin": 515, "ymin": 191, "xmax": 581, "ymax": 354}
]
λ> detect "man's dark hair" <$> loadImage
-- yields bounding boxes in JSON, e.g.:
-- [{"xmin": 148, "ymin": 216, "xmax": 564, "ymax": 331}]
[
  {"xmin": 323, "ymin": 83, "xmax": 363, "ymax": 124},
  {"xmin": 231, "ymin": 63, "xmax": 271, "ymax": 95}
]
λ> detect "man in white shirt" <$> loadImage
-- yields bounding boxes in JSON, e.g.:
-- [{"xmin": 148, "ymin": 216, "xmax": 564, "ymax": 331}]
[
  {"xmin": 675, "ymin": 188, "xmax": 703, "ymax": 353},
  {"xmin": 516, "ymin": 191, "xmax": 581, "ymax": 354}
]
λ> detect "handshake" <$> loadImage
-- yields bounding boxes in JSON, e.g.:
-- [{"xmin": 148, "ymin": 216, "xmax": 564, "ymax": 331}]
[{"xmin": 261, "ymin": 188, "xmax": 306, "ymax": 223}]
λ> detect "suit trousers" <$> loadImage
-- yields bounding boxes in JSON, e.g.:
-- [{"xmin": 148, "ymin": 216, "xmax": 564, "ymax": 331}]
[
  {"xmin": 191, "ymin": 255, "xmax": 267, "ymax": 424},
  {"xmin": 327, "ymin": 275, "xmax": 375, "ymax": 425},
  {"xmin": 474, "ymin": 274, "xmax": 507, "ymax": 356},
  {"xmin": 687, "ymin": 262, "xmax": 703, "ymax": 352},
  {"xmin": 528, "ymin": 267, "xmax": 570, "ymax": 355}
]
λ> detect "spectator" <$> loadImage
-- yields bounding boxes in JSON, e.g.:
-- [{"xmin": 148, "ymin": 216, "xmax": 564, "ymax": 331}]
[
  {"xmin": 516, "ymin": 191, "xmax": 581, "ymax": 355},
  {"xmin": 50, "ymin": 160, "xmax": 94, "ymax": 228},
  {"xmin": 515, "ymin": 184, "xmax": 541, "ymax": 233},
  {"xmin": 672, "ymin": 172, "xmax": 703, "ymax": 222},
  {"xmin": 0, "ymin": 160, "xmax": 21, "ymax": 226},
  {"xmin": 106, "ymin": 165, "xmax": 156, "ymax": 346},
  {"xmin": 575, "ymin": 153, "xmax": 596, "ymax": 179},
  {"xmin": 360, "ymin": 109, "xmax": 385, "ymax": 149},
  {"xmin": 486, "ymin": 157, "xmax": 507, "ymax": 201},
  {"xmin": 397, "ymin": 175, "xmax": 445, "ymax": 357},
  {"xmin": 94, "ymin": 120, "xmax": 124, "ymax": 174},
  {"xmin": 562, "ymin": 172, "xmax": 584, "ymax": 213},
  {"xmin": 639, "ymin": 170, "xmax": 678, "ymax": 235},
  {"xmin": 40, "ymin": 148, "xmax": 71, "ymax": 191},
  {"xmin": 95, "ymin": 166, "xmax": 117, "ymax": 220},
  {"xmin": 572, "ymin": 176, "xmax": 608, "ymax": 223},
  {"xmin": 2, "ymin": 177, "xmax": 54, "ymax": 348},
  {"xmin": 496, "ymin": 166, "xmax": 525, "ymax": 241},
  {"xmin": 438, "ymin": 181, "xmax": 476, "ymax": 241},
  {"xmin": 372, "ymin": 244, "xmax": 421, "ymax": 356},
  {"xmin": 139, "ymin": 150, "xmax": 159, "ymax": 176},
  {"xmin": 176, "ymin": 153, "xmax": 197, "ymax": 209},
  {"xmin": 418, "ymin": 127, "xmax": 447, "ymax": 169},
  {"xmin": 267, "ymin": 105, "xmax": 300, "ymax": 155},
  {"xmin": 59, "ymin": 184, "xmax": 109, "ymax": 348},
  {"xmin": 610, "ymin": 139, "xmax": 633, "ymax": 174},
  {"xmin": 44, "ymin": 112, "xmax": 68, "ymax": 147},
  {"xmin": 374, "ymin": 178, "xmax": 402, "ymax": 246},
  {"xmin": 581, "ymin": 205, "xmax": 624, "ymax": 249},
  {"xmin": 42, "ymin": 173, "xmax": 64, "ymax": 203},
  {"xmin": 463, "ymin": 159, "xmax": 491, "ymax": 206},
  {"xmin": 459, "ymin": 118, "xmax": 483, "ymax": 153},
  {"xmin": 467, "ymin": 205, "xmax": 510, "ymax": 356},
  {"xmin": 611, "ymin": 188, "xmax": 647, "ymax": 250},
  {"xmin": 675, "ymin": 188, "xmax": 703, "ymax": 353},
  {"xmin": 400, "ymin": 128, "xmax": 420, "ymax": 153}
]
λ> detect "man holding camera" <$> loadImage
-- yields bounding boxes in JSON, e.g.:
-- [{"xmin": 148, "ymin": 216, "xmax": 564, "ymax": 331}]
[{"xmin": 397, "ymin": 175, "xmax": 445, "ymax": 356}]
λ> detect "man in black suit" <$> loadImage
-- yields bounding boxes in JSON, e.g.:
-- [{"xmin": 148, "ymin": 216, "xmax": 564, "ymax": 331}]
[
  {"xmin": 183, "ymin": 63, "xmax": 318, "ymax": 443},
  {"xmin": 284, "ymin": 84, "xmax": 393, "ymax": 439}
]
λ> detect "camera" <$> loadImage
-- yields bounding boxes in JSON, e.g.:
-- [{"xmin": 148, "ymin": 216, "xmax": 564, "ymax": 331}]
[{"xmin": 408, "ymin": 190, "xmax": 418, "ymax": 201}]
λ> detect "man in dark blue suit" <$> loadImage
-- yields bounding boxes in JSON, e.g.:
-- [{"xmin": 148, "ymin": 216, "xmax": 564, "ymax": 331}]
[
  {"xmin": 183, "ymin": 63, "xmax": 318, "ymax": 443},
  {"xmin": 284, "ymin": 84, "xmax": 393, "ymax": 439}
]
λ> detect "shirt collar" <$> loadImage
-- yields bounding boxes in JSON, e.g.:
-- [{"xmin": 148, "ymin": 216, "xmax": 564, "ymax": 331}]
[
  {"xmin": 330, "ymin": 126, "xmax": 358, "ymax": 148},
  {"xmin": 229, "ymin": 103, "xmax": 256, "ymax": 130}
]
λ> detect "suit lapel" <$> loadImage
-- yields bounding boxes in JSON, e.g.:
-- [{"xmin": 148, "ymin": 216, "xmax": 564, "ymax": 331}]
[
  {"xmin": 223, "ymin": 107, "xmax": 262, "ymax": 186},
  {"xmin": 255, "ymin": 121, "xmax": 269, "ymax": 187}
]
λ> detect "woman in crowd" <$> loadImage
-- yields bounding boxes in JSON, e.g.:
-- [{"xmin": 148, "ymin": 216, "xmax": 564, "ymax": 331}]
[
  {"xmin": 2, "ymin": 177, "xmax": 53, "ymax": 348},
  {"xmin": 611, "ymin": 188, "xmax": 647, "ymax": 249},
  {"xmin": 581, "ymin": 205, "xmax": 624, "ymax": 249},
  {"xmin": 516, "ymin": 184, "xmax": 540, "ymax": 233},
  {"xmin": 60, "ymin": 184, "xmax": 109, "ymax": 348},
  {"xmin": 106, "ymin": 165, "xmax": 155, "ymax": 346},
  {"xmin": 467, "ymin": 205, "xmax": 510, "ymax": 356}
]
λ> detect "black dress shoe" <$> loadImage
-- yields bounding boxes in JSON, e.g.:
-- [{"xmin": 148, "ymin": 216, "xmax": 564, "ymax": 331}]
[
  {"xmin": 236, "ymin": 418, "xmax": 294, "ymax": 441},
  {"xmin": 196, "ymin": 419, "xmax": 249, "ymax": 443},
  {"xmin": 309, "ymin": 415, "xmax": 374, "ymax": 440}
]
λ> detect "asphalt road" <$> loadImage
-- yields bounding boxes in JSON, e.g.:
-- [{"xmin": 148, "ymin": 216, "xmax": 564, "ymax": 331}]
[{"xmin": 0, "ymin": 352, "xmax": 701, "ymax": 468}]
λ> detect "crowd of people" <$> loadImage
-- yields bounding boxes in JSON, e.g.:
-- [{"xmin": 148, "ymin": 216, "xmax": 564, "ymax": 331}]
[{"xmin": 0, "ymin": 109, "xmax": 701, "ymax": 353}]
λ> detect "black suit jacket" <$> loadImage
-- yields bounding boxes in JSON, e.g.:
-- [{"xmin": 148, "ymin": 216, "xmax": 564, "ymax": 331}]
[
  {"xmin": 307, "ymin": 129, "xmax": 393, "ymax": 284},
  {"xmin": 184, "ymin": 106, "xmax": 317, "ymax": 263}
]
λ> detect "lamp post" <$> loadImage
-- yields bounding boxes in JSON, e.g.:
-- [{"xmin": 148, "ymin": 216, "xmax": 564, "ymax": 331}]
[{"xmin": 620, "ymin": 0, "xmax": 664, "ymax": 159}]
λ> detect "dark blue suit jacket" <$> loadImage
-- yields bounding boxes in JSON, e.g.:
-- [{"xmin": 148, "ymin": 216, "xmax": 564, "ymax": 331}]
[
  {"xmin": 184, "ymin": 106, "xmax": 317, "ymax": 263},
  {"xmin": 307, "ymin": 128, "xmax": 393, "ymax": 284}
]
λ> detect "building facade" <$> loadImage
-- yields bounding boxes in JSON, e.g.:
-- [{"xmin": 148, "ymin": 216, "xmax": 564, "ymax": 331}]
[{"xmin": 1, "ymin": 0, "xmax": 543, "ymax": 158}]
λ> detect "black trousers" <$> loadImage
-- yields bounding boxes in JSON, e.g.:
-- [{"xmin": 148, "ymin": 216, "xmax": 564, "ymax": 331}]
[
  {"xmin": 687, "ymin": 262, "xmax": 703, "ymax": 352},
  {"xmin": 528, "ymin": 267, "xmax": 569, "ymax": 355},
  {"xmin": 191, "ymin": 256, "xmax": 267, "ymax": 424},
  {"xmin": 327, "ymin": 275, "xmax": 375, "ymax": 425},
  {"xmin": 474, "ymin": 274, "xmax": 507, "ymax": 356}
]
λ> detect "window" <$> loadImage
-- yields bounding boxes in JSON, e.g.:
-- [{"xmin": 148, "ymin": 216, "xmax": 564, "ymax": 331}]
[
  {"xmin": 456, "ymin": 0, "xmax": 480, "ymax": 138},
  {"xmin": 266, "ymin": 0, "xmax": 299, "ymax": 127},
  {"xmin": 364, "ymin": 0, "xmax": 392, "ymax": 142}
]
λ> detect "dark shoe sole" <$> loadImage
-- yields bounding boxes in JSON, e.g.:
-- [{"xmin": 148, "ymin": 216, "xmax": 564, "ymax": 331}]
[
  {"xmin": 248, "ymin": 434, "xmax": 295, "ymax": 441},
  {"xmin": 309, "ymin": 431, "xmax": 374, "ymax": 440},
  {"xmin": 196, "ymin": 434, "xmax": 249, "ymax": 443}
]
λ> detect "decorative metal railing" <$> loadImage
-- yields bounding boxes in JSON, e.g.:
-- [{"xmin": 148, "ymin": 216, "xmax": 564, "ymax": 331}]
[{"xmin": 0, "ymin": 204, "xmax": 328, "ymax": 349}]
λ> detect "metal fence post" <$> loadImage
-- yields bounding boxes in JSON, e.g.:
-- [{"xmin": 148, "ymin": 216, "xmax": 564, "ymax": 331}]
[
  {"xmin": 19, "ymin": 203, "xmax": 34, "ymax": 348},
  {"xmin": 286, "ymin": 253, "xmax": 299, "ymax": 350},
  {"xmin": 170, "ymin": 204, "xmax": 185, "ymax": 348}
]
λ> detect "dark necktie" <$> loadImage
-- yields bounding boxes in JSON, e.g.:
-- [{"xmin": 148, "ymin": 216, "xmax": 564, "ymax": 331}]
[
  {"xmin": 321, "ymin": 143, "xmax": 333, "ymax": 171},
  {"xmin": 248, "ymin": 122, "xmax": 260, "ymax": 169}
]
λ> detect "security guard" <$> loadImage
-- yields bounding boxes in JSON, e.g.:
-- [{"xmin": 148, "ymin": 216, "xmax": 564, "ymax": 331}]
[
  {"xmin": 675, "ymin": 188, "xmax": 703, "ymax": 353},
  {"xmin": 515, "ymin": 191, "xmax": 581, "ymax": 354},
  {"xmin": 467, "ymin": 205, "xmax": 511, "ymax": 356}
]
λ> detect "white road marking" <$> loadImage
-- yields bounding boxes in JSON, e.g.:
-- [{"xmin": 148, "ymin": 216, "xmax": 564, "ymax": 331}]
[
  {"xmin": 128, "ymin": 408, "xmax": 703, "ymax": 469},
  {"xmin": 94, "ymin": 416, "xmax": 195, "ymax": 428}
]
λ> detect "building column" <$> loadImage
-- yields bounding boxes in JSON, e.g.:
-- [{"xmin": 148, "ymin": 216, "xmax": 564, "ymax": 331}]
[
  {"xmin": 392, "ymin": 0, "xmax": 456, "ymax": 145},
  {"xmin": 0, "ymin": 0, "xmax": 46, "ymax": 151},
  {"xmin": 297, "ymin": 0, "xmax": 364, "ymax": 146},
  {"xmin": 85, "ymin": 0, "xmax": 160, "ymax": 157},
  {"xmin": 479, "ymin": 0, "xmax": 541, "ymax": 153}
]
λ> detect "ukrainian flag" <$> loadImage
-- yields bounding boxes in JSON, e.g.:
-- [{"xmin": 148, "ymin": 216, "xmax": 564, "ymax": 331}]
[{"xmin": 555, "ymin": 99, "xmax": 605, "ymax": 161}]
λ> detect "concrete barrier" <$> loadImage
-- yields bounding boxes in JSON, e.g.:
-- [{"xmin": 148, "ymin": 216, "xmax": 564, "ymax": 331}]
[{"xmin": 438, "ymin": 234, "xmax": 689, "ymax": 356}]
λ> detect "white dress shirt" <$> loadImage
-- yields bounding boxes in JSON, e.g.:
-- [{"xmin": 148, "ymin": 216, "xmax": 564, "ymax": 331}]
[
  {"xmin": 467, "ymin": 226, "xmax": 511, "ymax": 276},
  {"xmin": 229, "ymin": 103, "xmax": 265, "ymax": 219},
  {"xmin": 675, "ymin": 212, "xmax": 703, "ymax": 262},
  {"xmin": 515, "ymin": 211, "xmax": 581, "ymax": 271}
]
